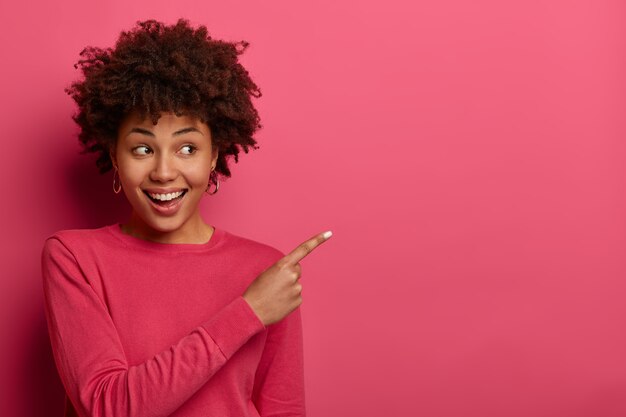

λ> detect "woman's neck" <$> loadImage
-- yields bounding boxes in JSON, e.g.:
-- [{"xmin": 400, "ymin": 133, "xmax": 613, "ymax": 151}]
[{"xmin": 120, "ymin": 212, "xmax": 214, "ymax": 244}]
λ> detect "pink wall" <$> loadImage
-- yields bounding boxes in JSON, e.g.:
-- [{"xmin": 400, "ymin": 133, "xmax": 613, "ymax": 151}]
[{"xmin": 1, "ymin": 0, "xmax": 625, "ymax": 415}]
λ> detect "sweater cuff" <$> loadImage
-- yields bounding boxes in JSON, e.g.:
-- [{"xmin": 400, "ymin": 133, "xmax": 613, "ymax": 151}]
[{"xmin": 201, "ymin": 296, "xmax": 266, "ymax": 359}]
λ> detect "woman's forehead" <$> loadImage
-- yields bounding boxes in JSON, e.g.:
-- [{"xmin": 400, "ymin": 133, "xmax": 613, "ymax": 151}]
[{"xmin": 115, "ymin": 111, "xmax": 212, "ymax": 148}]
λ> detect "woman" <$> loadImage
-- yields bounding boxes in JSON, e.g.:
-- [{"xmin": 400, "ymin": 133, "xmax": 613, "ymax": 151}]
[{"xmin": 41, "ymin": 18, "xmax": 331, "ymax": 417}]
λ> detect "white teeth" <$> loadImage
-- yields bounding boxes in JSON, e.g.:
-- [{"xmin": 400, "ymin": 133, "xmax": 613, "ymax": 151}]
[{"xmin": 147, "ymin": 190, "xmax": 184, "ymax": 201}]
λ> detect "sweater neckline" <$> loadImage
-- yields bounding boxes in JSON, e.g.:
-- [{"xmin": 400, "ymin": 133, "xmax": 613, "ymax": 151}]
[{"xmin": 105, "ymin": 222, "xmax": 225, "ymax": 253}]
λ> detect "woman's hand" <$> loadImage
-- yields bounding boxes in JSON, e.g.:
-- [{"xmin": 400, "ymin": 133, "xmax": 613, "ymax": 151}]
[{"xmin": 243, "ymin": 231, "xmax": 333, "ymax": 326}]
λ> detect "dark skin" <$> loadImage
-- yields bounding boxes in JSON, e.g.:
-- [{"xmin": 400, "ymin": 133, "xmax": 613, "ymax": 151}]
[{"xmin": 243, "ymin": 230, "xmax": 332, "ymax": 325}]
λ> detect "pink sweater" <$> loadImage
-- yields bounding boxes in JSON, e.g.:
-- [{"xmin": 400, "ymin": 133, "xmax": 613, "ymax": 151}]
[{"xmin": 41, "ymin": 223, "xmax": 305, "ymax": 417}]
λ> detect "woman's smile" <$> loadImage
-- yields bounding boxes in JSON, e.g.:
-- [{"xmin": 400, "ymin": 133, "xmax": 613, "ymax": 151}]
[
  {"xmin": 111, "ymin": 111, "xmax": 218, "ymax": 243},
  {"xmin": 143, "ymin": 188, "xmax": 189, "ymax": 215}
]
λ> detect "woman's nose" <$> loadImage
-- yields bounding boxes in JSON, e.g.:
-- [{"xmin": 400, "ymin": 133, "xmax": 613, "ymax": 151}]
[{"xmin": 149, "ymin": 154, "xmax": 178, "ymax": 182}]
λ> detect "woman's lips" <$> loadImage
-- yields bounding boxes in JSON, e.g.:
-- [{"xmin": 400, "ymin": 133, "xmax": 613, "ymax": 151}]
[
  {"xmin": 143, "ymin": 190, "xmax": 187, "ymax": 216},
  {"xmin": 143, "ymin": 188, "xmax": 187, "ymax": 194}
]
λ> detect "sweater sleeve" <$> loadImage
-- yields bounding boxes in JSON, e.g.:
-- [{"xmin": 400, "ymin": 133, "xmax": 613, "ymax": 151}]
[
  {"xmin": 251, "ymin": 305, "xmax": 306, "ymax": 416},
  {"xmin": 41, "ymin": 237, "xmax": 265, "ymax": 417}
]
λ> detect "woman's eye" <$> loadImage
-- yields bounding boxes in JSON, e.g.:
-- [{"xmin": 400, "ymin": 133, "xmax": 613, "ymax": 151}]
[
  {"xmin": 133, "ymin": 146, "xmax": 151, "ymax": 155},
  {"xmin": 180, "ymin": 145, "xmax": 197, "ymax": 155}
]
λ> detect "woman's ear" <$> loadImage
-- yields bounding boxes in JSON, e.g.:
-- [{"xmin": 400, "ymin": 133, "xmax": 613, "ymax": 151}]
[
  {"xmin": 109, "ymin": 147, "xmax": 117, "ymax": 169},
  {"xmin": 211, "ymin": 147, "xmax": 219, "ymax": 170}
]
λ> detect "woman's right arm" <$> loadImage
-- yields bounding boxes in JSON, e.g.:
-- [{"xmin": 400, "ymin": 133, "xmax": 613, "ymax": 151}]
[{"xmin": 41, "ymin": 237, "xmax": 265, "ymax": 417}]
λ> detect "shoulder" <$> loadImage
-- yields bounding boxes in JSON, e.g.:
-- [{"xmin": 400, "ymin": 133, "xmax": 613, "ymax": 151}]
[
  {"xmin": 41, "ymin": 224, "xmax": 115, "ymax": 258},
  {"xmin": 220, "ymin": 229, "xmax": 285, "ymax": 264}
]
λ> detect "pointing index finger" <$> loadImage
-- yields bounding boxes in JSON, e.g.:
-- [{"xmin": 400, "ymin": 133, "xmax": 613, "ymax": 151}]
[{"xmin": 282, "ymin": 230, "xmax": 333, "ymax": 266}]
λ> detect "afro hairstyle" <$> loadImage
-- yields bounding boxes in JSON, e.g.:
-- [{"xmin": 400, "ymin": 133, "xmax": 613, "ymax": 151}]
[{"xmin": 65, "ymin": 18, "xmax": 262, "ymax": 187}]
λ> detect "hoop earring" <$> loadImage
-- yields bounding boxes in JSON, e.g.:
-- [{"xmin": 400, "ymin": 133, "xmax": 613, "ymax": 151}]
[
  {"xmin": 112, "ymin": 167, "xmax": 122, "ymax": 194},
  {"xmin": 205, "ymin": 170, "xmax": 219, "ymax": 195}
]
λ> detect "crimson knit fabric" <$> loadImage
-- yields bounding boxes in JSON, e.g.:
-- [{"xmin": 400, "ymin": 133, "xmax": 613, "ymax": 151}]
[{"xmin": 41, "ymin": 223, "xmax": 305, "ymax": 417}]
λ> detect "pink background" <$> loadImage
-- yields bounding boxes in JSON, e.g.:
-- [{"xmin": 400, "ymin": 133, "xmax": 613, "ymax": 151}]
[{"xmin": 1, "ymin": 0, "xmax": 626, "ymax": 416}]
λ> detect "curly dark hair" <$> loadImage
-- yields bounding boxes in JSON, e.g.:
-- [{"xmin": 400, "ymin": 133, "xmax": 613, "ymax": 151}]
[{"xmin": 65, "ymin": 18, "xmax": 262, "ymax": 186}]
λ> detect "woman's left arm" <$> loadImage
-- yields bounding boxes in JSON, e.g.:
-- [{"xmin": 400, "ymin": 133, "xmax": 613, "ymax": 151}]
[{"xmin": 251, "ymin": 305, "xmax": 306, "ymax": 416}]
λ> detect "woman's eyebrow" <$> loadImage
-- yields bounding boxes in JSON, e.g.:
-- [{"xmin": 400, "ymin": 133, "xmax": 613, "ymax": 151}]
[{"xmin": 127, "ymin": 127, "xmax": 204, "ymax": 137}]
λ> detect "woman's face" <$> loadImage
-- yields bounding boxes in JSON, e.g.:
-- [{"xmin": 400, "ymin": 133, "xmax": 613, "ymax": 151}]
[{"xmin": 111, "ymin": 111, "xmax": 218, "ymax": 242}]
